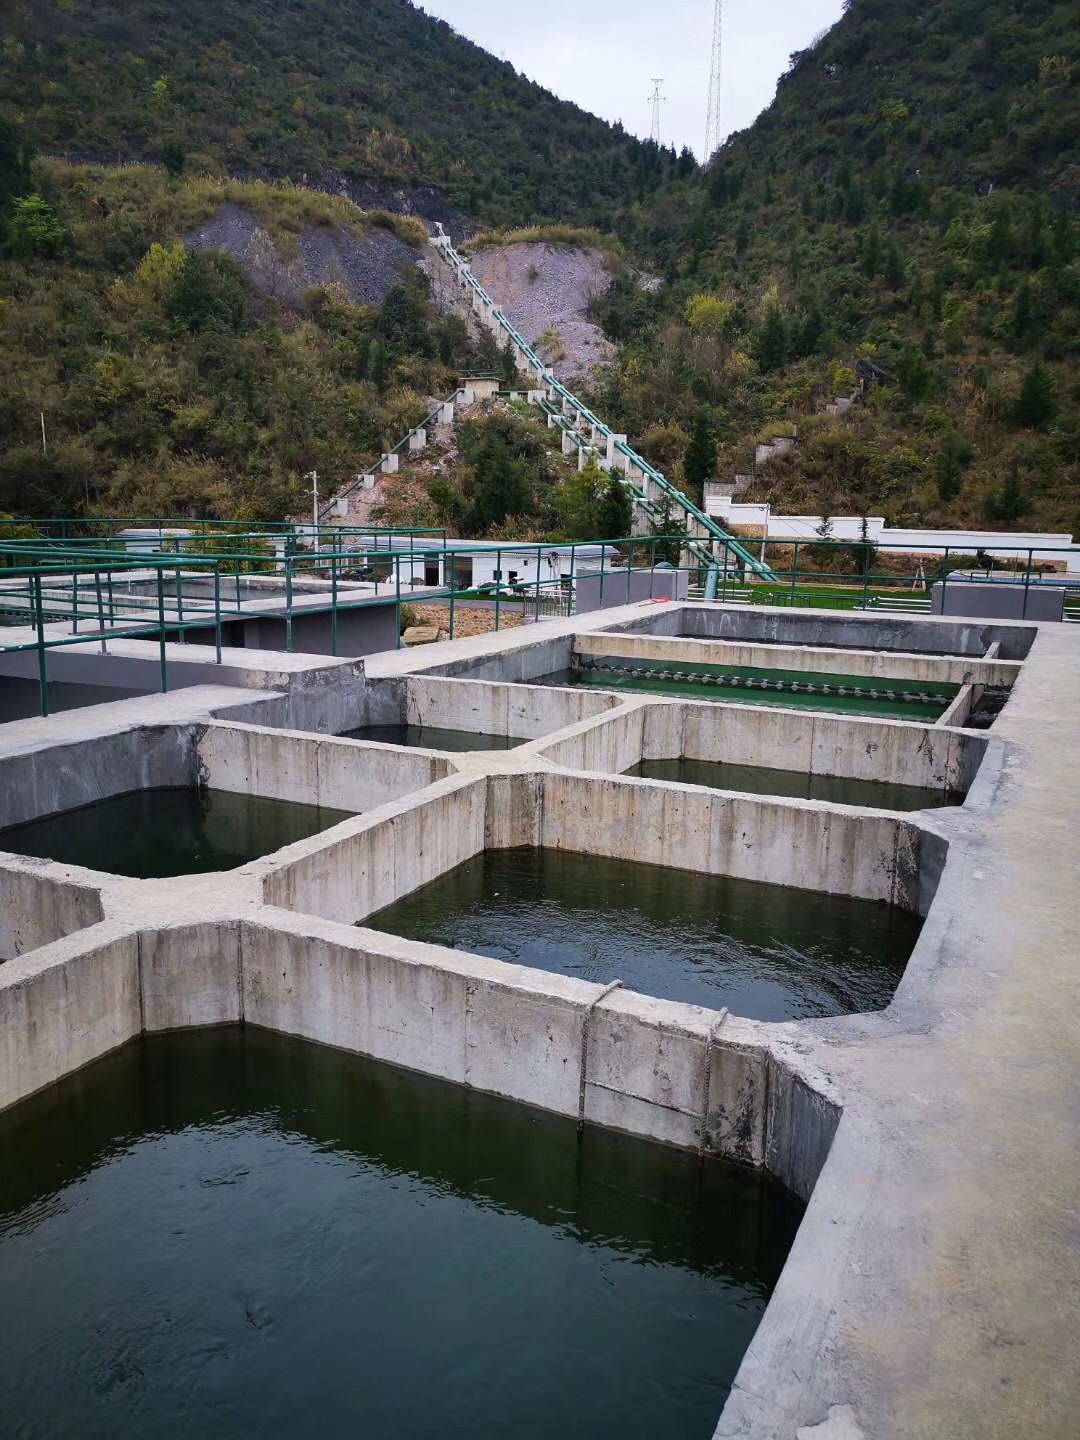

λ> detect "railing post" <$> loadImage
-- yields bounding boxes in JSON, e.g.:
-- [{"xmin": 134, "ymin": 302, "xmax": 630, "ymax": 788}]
[
  {"xmin": 861, "ymin": 541, "xmax": 871, "ymax": 612},
  {"xmin": 495, "ymin": 547, "xmax": 502, "ymax": 633},
  {"xmin": 214, "ymin": 568, "xmax": 223, "ymax": 664},
  {"xmin": 71, "ymin": 568, "xmax": 79, "ymax": 635},
  {"xmin": 942, "ymin": 548, "xmax": 950, "ymax": 614},
  {"xmin": 285, "ymin": 559, "xmax": 294, "ymax": 652},
  {"xmin": 448, "ymin": 551, "xmax": 456, "ymax": 640},
  {"xmin": 95, "ymin": 570, "xmax": 107, "ymax": 655},
  {"xmin": 1021, "ymin": 548, "xmax": 1034, "ymax": 619},
  {"xmin": 175, "ymin": 563, "xmax": 184, "ymax": 639},
  {"xmin": 394, "ymin": 552, "xmax": 401, "ymax": 650},
  {"xmin": 156, "ymin": 569, "xmax": 168, "ymax": 693},
  {"xmin": 32, "ymin": 572, "xmax": 49, "ymax": 716},
  {"xmin": 535, "ymin": 544, "xmax": 542, "ymax": 623},
  {"xmin": 791, "ymin": 542, "xmax": 799, "ymax": 605},
  {"xmin": 332, "ymin": 551, "xmax": 339, "ymax": 655}
]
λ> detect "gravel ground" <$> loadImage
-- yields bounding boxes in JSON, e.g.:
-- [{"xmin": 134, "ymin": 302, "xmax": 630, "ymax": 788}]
[{"xmin": 468, "ymin": 243, "xmax": 616, "ymax": 379}]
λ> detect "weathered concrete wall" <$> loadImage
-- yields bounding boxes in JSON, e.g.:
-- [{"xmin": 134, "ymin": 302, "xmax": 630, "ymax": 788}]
[
  {"xmin": 261, "ymin": 774, "xmax": 486, "ymax": 924},
  {"xmin": 537, "ymin": 772, "xmax": 931, "ymax": 910},
  {"xmin": 0, "ymin": 862, "xmax": 104, "ymax": 961},
  {"xmin": 636, "ymin": 701, "xmax": 983, "ymax": 794},
  {"xmin": 0, "ymin": 926, "xmax": 141, "ymax": 1112},
  {"xmin": 196, "ymin": 722, "xmax": 451, "ymax": 811},
  {"xmin": 0, "ymin": 725, "xmax": 195, "ymax": 829},
  {"xmin": 405, "ymin": 674, "xmax": 614, "ymax": 738},
  {"xmin": 668, "ymin": 604, "xmax": 1038, "ymax": 661},
  {"xmin": 574, "ymin": 630, "xmax": 1019, "ymax": 687},
  {"xmin": 533, "ymin": 703, "xmax": 646, "ymax": 775}
]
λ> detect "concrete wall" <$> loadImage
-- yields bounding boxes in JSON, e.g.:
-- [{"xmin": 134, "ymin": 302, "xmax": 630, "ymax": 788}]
[
  {"xmin": 575, "ymin": 567, "xmax": 689, "ymax": 612},
  {"xmin": 405, "ymin": 674, "xmax": 616, "ymax": 739},
  {"xmin": 261, "ymin": 774, "xmax": 487, "ymax": 925},
  {"xmin": 931, "ymin": 581, "xmax": 1065, "ymax": 622},
  {"xmin": 0, "ymin": 862, "xmax": 105, "ymax": 962},
  {"xmin": 237, "ymin": 602, "xmax": 399, "ymax": 658},
  {"xmin": 639, "ymin": 700, "xmax": 984, "ymax": 795},
  {"xmin": 0, "ymin": 725, "xmax": 195, "ymax": 829},
  {"xmin": 196, "ymin": 722, "xmax": 452, "ymax": 812},
  {"xmin": 574, "ymin": 630, "xmax": 1019, "ymax": 688},
  {"xmin": 667, "ymin": 605, "xmax": 1037, "ymax": 661}
]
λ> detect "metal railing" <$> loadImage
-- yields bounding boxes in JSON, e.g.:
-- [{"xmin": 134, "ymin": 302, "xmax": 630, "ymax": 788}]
[{"xmin": 2, "ymin": 530, "xmax": 1076, "ymax": 718}]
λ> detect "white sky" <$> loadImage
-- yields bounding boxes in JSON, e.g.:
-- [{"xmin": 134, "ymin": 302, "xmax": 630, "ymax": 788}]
[{"xmin": 417, "ymin": 0, "xmax": 846, "ymax": 157}]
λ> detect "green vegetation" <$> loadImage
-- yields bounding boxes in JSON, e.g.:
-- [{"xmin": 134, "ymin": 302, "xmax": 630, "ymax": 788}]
[
  {"xmin": 586, "ymin": 0, "xmax": 1079, "ymax": 532},
  {"xmin": 0, "ymin": 0, "xmax": 685, "ymax": 230},
  {"xmin": 0, "ymin": 157, "xmax": 490, "ymax": 518}
]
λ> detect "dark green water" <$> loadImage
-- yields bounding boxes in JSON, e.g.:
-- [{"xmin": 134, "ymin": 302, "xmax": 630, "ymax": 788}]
[
  {"xmin": 0, "ymin": 787, "xmax": 353, "ymax": 878},
  {"xmin": 340, "ymin": 723, "xmax": 522, "ymax": 752},
  {"xmin": 366, "ymin": 848, "xmax": 919, "ymax": 1020},
  {"xmin": 533, "ymin": 668, "xmax": 952, "ymax": 721},
  {"xmin": 0, "ymin": 1028, "xmax": 803, "ymax": 1440},
  {"xmin": 627, "ymin": 758, "xmax": 960, "ymax": 811}
]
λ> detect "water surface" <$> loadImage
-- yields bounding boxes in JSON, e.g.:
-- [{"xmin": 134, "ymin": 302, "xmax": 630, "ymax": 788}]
[
  {"xmin": 366, "ymin": 847, "xmax": 919, "ymax": 1020},
  {"xmin": 0, "ymin": 1028, "xmax": 802, "ymax": 1440},
  {"xmin": 0, "ymin": 787, "xmax": 352, "ymax": 878},
  {"xmin": 627, "ymin": 757, "xmax": 960, "ymax": 810},
  {"xmin": 340, "ymin": 722, "xmax": 521, "ymax": 752}
]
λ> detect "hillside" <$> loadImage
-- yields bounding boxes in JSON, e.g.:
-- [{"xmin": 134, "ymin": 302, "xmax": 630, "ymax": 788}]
[
  {"xmin": 0, "ymin": 160, "xmax": 507, "ymax": 518},
  {"xmin": 0, "ymin": 0, "xmax": 687, "ymax": 232},
  {"xmin": 589, "ymin": 0, "xmax": 1080, "ymax": 534}
]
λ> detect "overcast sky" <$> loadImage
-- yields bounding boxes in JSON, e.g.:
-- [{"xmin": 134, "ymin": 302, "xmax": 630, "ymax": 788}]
[{"xmin": 418, "ymin": 0, "xmax": 846, "ymax": 157}]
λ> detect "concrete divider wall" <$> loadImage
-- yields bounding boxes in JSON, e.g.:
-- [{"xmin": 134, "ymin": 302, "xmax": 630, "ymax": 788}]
[
  {"xmin": 0, "ymin": 862, "xmax": 105, "ymax": 961},
  {"xmin": 672, "ymin": 606, "xmax": 1037, "ymax": 661},
  {"xmin": 537, "ymin": 772, "xmax": 931, "ymax": 910},
  {"xmin": 639, "ymin": 699, "xmax": 983, "ymax": 794},
  {"xmin": 574, "ymin": 631, "xmax": 1018, "ymax": 688},
  {"xmin": 196, "ymin": 722, "xmax": 452, "ymax": 812},
  {"xmin": 0, "ymin": 725, "xmax": 196, "ymax": 829},
  {"xmin": 421, "ymin": 635, "xmax": 575, "ymax": 684},
  {"xmin": 533, "ymin": 703, "xmax": 646, "ymax": 774},
  {"xmin": 405, "ymin": 674, "xmax": 615, "ymax": 739},
  {"xmin": 0, "ymin": 926, "xmax": 141, "ymax": 1112},
  {"xmin": 261, "ymin": 775, "xmax": 487, "ymax": 925}
]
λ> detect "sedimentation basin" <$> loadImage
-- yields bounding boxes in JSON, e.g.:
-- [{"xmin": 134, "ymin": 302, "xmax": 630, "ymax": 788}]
[{"xmin": 0, "ymin": 599, "xmax": 1076, "ymax": 1439}]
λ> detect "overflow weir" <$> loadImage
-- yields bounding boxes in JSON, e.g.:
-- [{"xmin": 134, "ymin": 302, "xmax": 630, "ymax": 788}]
[{"xmin": 0, "ymin": 597, "xmax": 1077, "ymax": 1438}]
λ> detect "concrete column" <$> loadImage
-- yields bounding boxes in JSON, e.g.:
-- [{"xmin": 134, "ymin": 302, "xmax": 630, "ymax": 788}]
[
  {"xmin": 438, "ymin": 402, "xmax": 454, "ymax": 424},
  {"xmin": 606, "ymin": 436, "xmax": 629, "ymax": 472},
  {"xmin": 527, "ymin": 391, "xmax": 544, "ymax": 405},
  {"xmin": 561, "ymin": 430, "xmax": 575, "ymax": 456},
  {"xmin": 460, "ymin": 388, "xmax": 475, "ymax": 405},
  {"xmin": 577, "ymin": 447, "xmax": 590, "ymax": 472},
  {"xmin": 363, "ymin": 474, "xmax": 376, "ymax": 491},
  {"xmin": 408, "ymin": 429, "xmax": 427, "ymax": 452},
  {"xmin": 382, "ymin": 453, "xmax": 399, "ymax": 475}
]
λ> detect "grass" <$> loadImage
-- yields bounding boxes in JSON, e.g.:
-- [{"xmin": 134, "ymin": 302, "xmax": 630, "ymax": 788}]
[
  {"xmin": 461, "ymin": 225, "xmax": 624, "ymax": 260},
  {"xmin": 41, "ymin": 160, "xmax": 429, "ymax": 252}
]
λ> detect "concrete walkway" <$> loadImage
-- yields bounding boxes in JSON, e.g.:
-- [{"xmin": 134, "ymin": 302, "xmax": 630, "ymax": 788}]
[{"xmin": 721, "ymin": 621, "xmax": 1080, "ymax": 1438}]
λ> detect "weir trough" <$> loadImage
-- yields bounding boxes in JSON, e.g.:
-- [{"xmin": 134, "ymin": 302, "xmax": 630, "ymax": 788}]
[{"xmin": 0, "ymin": 598, "xmax": 1076, "ymax": 1440}]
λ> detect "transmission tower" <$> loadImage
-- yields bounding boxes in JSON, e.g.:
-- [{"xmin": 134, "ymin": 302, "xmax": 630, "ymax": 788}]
[
  {"xmin": 648, "ymin": 78, "xmax": 665, "ymax": 145},
  {"xmin": 704, "ymin": 0, "xmax": 723, "ymax": 160}
]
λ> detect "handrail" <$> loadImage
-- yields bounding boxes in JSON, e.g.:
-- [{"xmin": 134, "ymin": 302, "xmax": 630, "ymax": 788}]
[{"xmin": 428, "ymin": 228, "xmax": 777, "ymax": 581}]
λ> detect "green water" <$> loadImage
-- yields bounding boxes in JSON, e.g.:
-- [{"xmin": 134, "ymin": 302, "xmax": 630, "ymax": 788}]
[
  {"xmin": 340, "ymin": 722, "xmax": 522, "ymax": 752},
  {"xmin": 0, "ymin": 1028, "xmax": 803, "ymax": 1440},
  {"xmin": 0, "ymin": 787, "xmax": 352, "ymax": 878},
  {"xmin": 628, "ymin": 758, "xmax": 960, "ymax": 811},
  {"xmin": 366, "ymin": 848, "xmax": 919, "ymax": 1020},
  {"xmin": 534, "ymin": 667, "xmax": 952, "ymax": 721}
]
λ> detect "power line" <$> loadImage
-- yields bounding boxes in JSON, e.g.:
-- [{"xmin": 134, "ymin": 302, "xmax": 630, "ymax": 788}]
[{"xmin": 704, "ymin": 0, "xmax": 723, "ymax": 160}]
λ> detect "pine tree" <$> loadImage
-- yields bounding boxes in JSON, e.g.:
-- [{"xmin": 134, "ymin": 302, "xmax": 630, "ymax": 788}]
[
  {"xmin": 1012, "ymin": 361, "xmax": 1055, "ymax": 429},
  {"xmin": 682, "ymin": 416, "xmax": 717, "ymax": 496},
  {"xmin": 754, "ymin": 306, "xmax": 788, "ymax": 373},
  {"xmin": 596, "ymin": 472, "xmax": 633, "ymax": 540}
]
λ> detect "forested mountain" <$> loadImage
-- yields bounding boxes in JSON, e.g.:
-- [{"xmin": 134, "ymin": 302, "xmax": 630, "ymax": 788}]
[
  {"xmin": 0, "ymin": 0, "xmax": 1077, "ymax": 531},
  {"xmin": 590, "ymin": 0, "xmax": 1080, "ymax": 532},
  {"xmin": 0, "ymin": 0, "xmax": 685, "ymax": 229}
]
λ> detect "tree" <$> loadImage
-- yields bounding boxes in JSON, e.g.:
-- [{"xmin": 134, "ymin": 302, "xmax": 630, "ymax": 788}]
[
  {"xmin": 554, "ymin": 461, "xmax": 607, "ymax": 539},
  {"xmin": 0, "ymin": 118, "xmax": 30, "ymax": 215},
  {"xmin": 8, "ymin": 194, "xmax": 68, "ymax": 259},
  {"xmin": 596, "ymin": 472, "xmax": 633, "ymax": 540},
  {"xmin": 985, "ymin": 468, "xmax": 1031, "ymax": 524},
  {"xmin": 754, "ymin": 305, "xmax": 788, "ymax": 373},
  {"xmin": 499, "ymin": 338, "xmax": 519, "ymax": 387},
  {"xmin": 648, "ymin": 495, "xmax": 687, "ymax": 566},
  {"xmin": 465, "ymin": 435, "xmax": 528, "ymax": 533},
  {"xmin": 167, "ymin": 250, "xmax": 247, "ymax": 332},
  {"xmin": 1012, "ymin": 361, "xmax": 1055, "ymax": 429},
  {"xmin": 682, "ymin": 416, "xmax": 717, "ymax": 496},
  {"xmin": 896, "ymin": 342, "xmax": 932, "ymax": 403}
]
